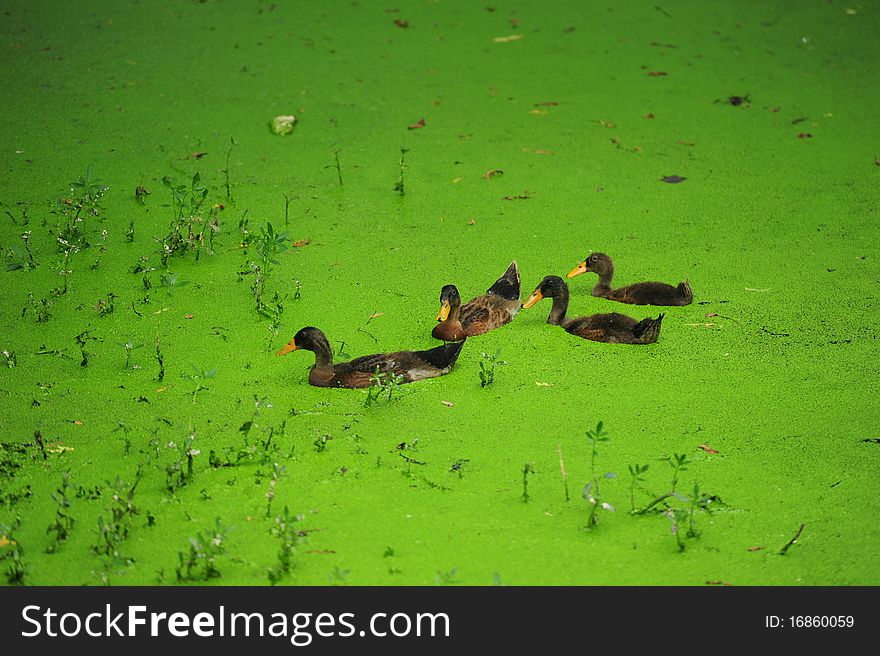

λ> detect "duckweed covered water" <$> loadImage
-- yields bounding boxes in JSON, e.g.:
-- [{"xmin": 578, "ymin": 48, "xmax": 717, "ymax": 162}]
[{"xmin": 1, "ymin": 0, "xmax": 878, "ymax": 585}]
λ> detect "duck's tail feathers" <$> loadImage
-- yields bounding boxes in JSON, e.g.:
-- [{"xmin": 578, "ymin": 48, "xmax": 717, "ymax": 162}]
[
  {"xmin": 418, "ymin": 339, "xmax": 466, "ymax": 371},
  {"xmin": 678, "ymin": 280, "xmax": 693, "ymax": 304},
  {"xmin": 486, "ymin": 260, "xmax": 521, "ymax": 301},
  {"xmin": 634, "ymin": 313, "xmax": 664, "ymax": 343}
]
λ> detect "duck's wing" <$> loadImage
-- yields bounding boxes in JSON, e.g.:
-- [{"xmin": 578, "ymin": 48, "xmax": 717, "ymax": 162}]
[
  {"xmin": 563, "ymin": 313, "xmax": 638, "ymax": 343},
  {"xmin": 460, "ymin": 294, "xmax": 517, "ymax": 335},
  {"xmin": 607, "ymin": 281, "xmax": 681, "ymax": 305}
]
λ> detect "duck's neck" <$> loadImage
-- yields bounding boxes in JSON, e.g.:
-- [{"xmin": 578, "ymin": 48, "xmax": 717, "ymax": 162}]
[
  {"xmin": 309, "ymin": 343, "xmax": 334, "ymax": 371},
  {"xmin": 592, "ymin": 266, "xmax": 614, "ymax": 297},
  {"xmin": 447, "ymin": 300, "xmax": 461, "ymax": 324},
  {"xmin": 546, "ymin": 287, "xmax": 569, "ymax": 326}
]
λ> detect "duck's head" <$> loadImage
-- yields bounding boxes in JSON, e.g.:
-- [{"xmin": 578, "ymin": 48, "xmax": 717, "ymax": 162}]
[
  {"xmin": 567, "ymin": 252, "xmax": 612, "ymax": 278},
  {"xmin": 276, "ymin": 326, "xmax": 331, "ymax": 356},
  {"xmin": 522, "ymin": 275, "xmax": 567, "ymax": 308},
  {"xmin": 435, "ymin": 284, "xmax": 462, "ymax": 321}
]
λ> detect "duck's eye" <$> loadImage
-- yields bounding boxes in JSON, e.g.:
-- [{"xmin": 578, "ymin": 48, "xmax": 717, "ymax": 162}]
[{"xmin": 590, "ymin": 255, "xmax": 598, "ymax": 262}]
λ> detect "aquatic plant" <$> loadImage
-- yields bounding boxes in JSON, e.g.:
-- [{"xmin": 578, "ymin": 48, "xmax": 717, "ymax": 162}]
[
  {"xmin": 265, "ymin": 462, "xmax": 286, "ymax": 518},
  {"xmin": 186, "ymin": 365, "xmax": 216, "ymax": 403},
  {"xmin": 663, "ymin": 482, "xmax": 712, "ymax": 552},
  {"xmin": 255, "ymin": 222, "xmax": 288, "ymax": 275},
  {"xmin": 154, "ymin": 332, "xmax": 165, "ymax": 381},
  {"xmin": 5, "ymin": 231, "xmax": 38, "ymax": 271},
  {"xmin": 74, "ymin": 330, "xmax": 99, "ymax": 367},
  {"xmin": 223, "ymin": 137, "xmax": 236, "ymax": 200},
  {"xmin": 267, "ymin": 506, "xmax": 303, "ymax": 585},
  {"xmin": 46, "ymin": 471, "xmax": 75, "ymax": 553},
  {"xmin": 521, "ymin": 462, "xmax": 535, "ymax": 502},
  {"xmin": 159, "ymin": 173, "xmax": 209, "ymax": 266},
  {"xmin": 364, "ymin": 368, "xmax": 405, "ymax": 406},
  {"xmin": 583, "ymin": 421, "xmax": 616, "ymax": 529},
  {"xmin": 176, "ymin": 517, "xmax": 229, "ymax": 581},
  {"xmin": 393, "ymin": 147, "xmax": 409, "ymax": 195},
  {"xmin": 93, "ymin": 467, "xmax": 142, "ymax": 565},
  {"xmin": 627, "ymin": 463, "xmax": 651, "ymax": 513},
  {"xmin": 21, "ymin": 293, "xmax": 53, "ymax": 323},
  {"xmin": 95, "ymin": 291, "xmax": 117, "ymax": 316},
  {"xmin": 0, "ymin": 517, "xmax": 27, "ymax": 584},
  {"xmin": 165, "ymin": 431, "xmax": 199, "ymax": 493},
  {"xmin": 479, "ymin": 349, "xmax": 508, "ymax": 387},
  {"xmin": 54, "ymin": 165, "xmax": 107, "ymax": 251},
  {"xmin": 635, "ymin": 453, "xmax": 690, "ymax": 515}
]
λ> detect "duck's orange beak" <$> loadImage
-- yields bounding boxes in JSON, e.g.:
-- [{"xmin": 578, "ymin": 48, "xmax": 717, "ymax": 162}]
[
  {"xmin": 567, "ymin": 261, "xmax": 587, "ymax": 278},
  {"xmin": 522, "ymin": 290, "xmax": 543, "ymax": 309},
  {"xmin": 436, "ymin": 300, "xmax": 451, "ymax": 322},
  {"xmin": 276, "ymin": 338, "xmax": 298, "ymax": 356}
]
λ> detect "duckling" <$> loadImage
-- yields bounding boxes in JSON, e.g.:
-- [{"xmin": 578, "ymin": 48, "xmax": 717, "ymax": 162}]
[
  {"xmin": 432, "ymin": 260, "xmax": 520, "ymax": 342},
  {"xmin": 522, "ymin": 276, "xmax": 663, "ymax": 344},
  {"xmin": 567, "ymin": 252, "xmax": 692, "ymax": 306},
  {"xmin": 277, "ymin": 326, "xmax": 464, "ymax": 388}
]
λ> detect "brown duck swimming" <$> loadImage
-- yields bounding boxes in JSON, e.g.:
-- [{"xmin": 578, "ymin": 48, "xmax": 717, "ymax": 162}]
[
  {"xmin": 522, "ymin": 276, "xmax": 663, "ymax": 344},
  {"xmin": 432, "ymin": 261, "xmax": 520, "ymax": 342},
  {"xmin": 277, "ymin": 326, "xmax": 464, "ymax": 388},
  {"xmin": 567, "ymin": 252, "xmax": 692, "ymax": 306}
]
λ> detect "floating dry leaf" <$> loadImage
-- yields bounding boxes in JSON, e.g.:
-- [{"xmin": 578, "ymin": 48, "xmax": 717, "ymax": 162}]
[
  {"xmin": 503, "ymin": 191, "xmax": 532, "ymax": 200},
  {"xmin": 468, "ymin": 219, "xmax": 475, "ymax": 225},
  {"xmin": 69, "ymin": 419, "xmax": 84, "ymax": 425},
  {"xmin": 493, "ymin": 34, "xmax": 524, "ymax": 43},
  {"xmin": 293, "ymin": 238, "xmax": 311, "ymax": 247},
  {"xmin": 0, "ymin": 536, "xmax": 10, "ymax": 547},
  {"xmin": 393, "ymin": 18, "xmax": 409, "ymax": 28},
  {"xmin": 528, "ymin": 109, "xmax": 548, "ymax": 115},
  {"xmin": 535, "ymin": 382, "xmax": 552, "ymax": 387},
  {"xmin": 661, "ymin": 175, "xmax": 686, "ymax": 183},
  {"xmin": 441, "ymin": 400, "xmax": 454, "ymax": 407},
  {"xmin": 190, "ymin": 151, "xmax": 208, "ymax": 159},
  {"xmin": 706, "ymin": 581, "xmax": 733, "ymax": 586},
  {"xmin": 647, "ymin": 71, "xmax": 668, "ymax": 77},
  {"xmin": 46, "ymin": 444, "xmax": 74, "ymax": 454},
  {"xmin": 451, "ymin": 176, "xmax": 463, "ymax": 183},
  {"xmin": 483, "ymin": 169, "xmax": 504, "ymax": 180},
  {"xmin": 705, "ymin": 313, "xmax": 718, "ymax": 318},
  {"xmin": 745, "ymin": 287, "xmax": 770, "ymax": 292},
  {"xmin": 184, "ymin": 313, "xmax": 194, "ymax": 319},
  {"xmin": 699, "ymin": 444, "xmax": 719, "ymax": 454},
  {"xmin": 643, "ymin": 112, "xmax": 655, "ymax": 119},
  {"xmin": 534, "ymin": 149, "xmax": 554, "ymax": 155},
  {"xmin": 369, "ymin": 312, "xmax": 385, "ymax": 319},
  {"xmin": 407, "ymin": 117, "xmax": 425, "ymax": 130},
  {"xmin": 685, "ymin": 322, "xmax": 718, "ymax": 328},
  {"xmin": 748, "ymin": 546, "xmax": 765, "ymax": 552},
  {"xmin": 798, "ymin": 132, "xmax": 813, "ymax": 138},
  {"xmin": 534, "ymin": 101, "xmax": 559, "ymax": 107}
]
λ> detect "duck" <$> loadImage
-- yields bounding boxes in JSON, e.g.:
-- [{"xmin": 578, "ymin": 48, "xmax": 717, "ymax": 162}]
[
  {"xmin": 276, "ymin": 326, "xmax": 464, "ymax": 388},
  {"xmin": 522, "ymin": 276, "xmax": 663, "ymax": 344},
  {"xmin": 432, "ymin": 260, "xmax": 520, "ymax": 342},
  {"xmin": 567, "ymin": 252, "xmax": 692, "ymax": 306}
]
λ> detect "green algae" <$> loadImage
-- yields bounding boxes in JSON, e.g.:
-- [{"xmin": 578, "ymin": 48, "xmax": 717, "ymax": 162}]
[{"xmin": 0, "ymin": 0, "xmax": 878, "ymax": 586}]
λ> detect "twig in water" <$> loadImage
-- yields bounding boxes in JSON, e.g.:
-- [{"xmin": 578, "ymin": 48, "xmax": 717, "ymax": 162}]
[
  {"xmin": 557, "ymin": 445, "xmax": 569, "ymax": 502},
  {"xmin": 779, "ymin": 523, "xmax": 805, "ymax": 556}
]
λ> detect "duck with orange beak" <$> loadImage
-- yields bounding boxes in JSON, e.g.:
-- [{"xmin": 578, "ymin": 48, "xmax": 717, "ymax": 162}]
[
  {"xmin": 277, "ymin": 326, "xmax": 464, "ymax": 388},
  {"xmin": 567, "ymin": 252, "xmax": 692, "ymax": 306},
  {"xmin": 523, "ymin": 275, "xmax": 663, "ymax": 344},
  {"xmin": 432, "ymin": 260, "xmax": 521, "ymax": 342}
]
